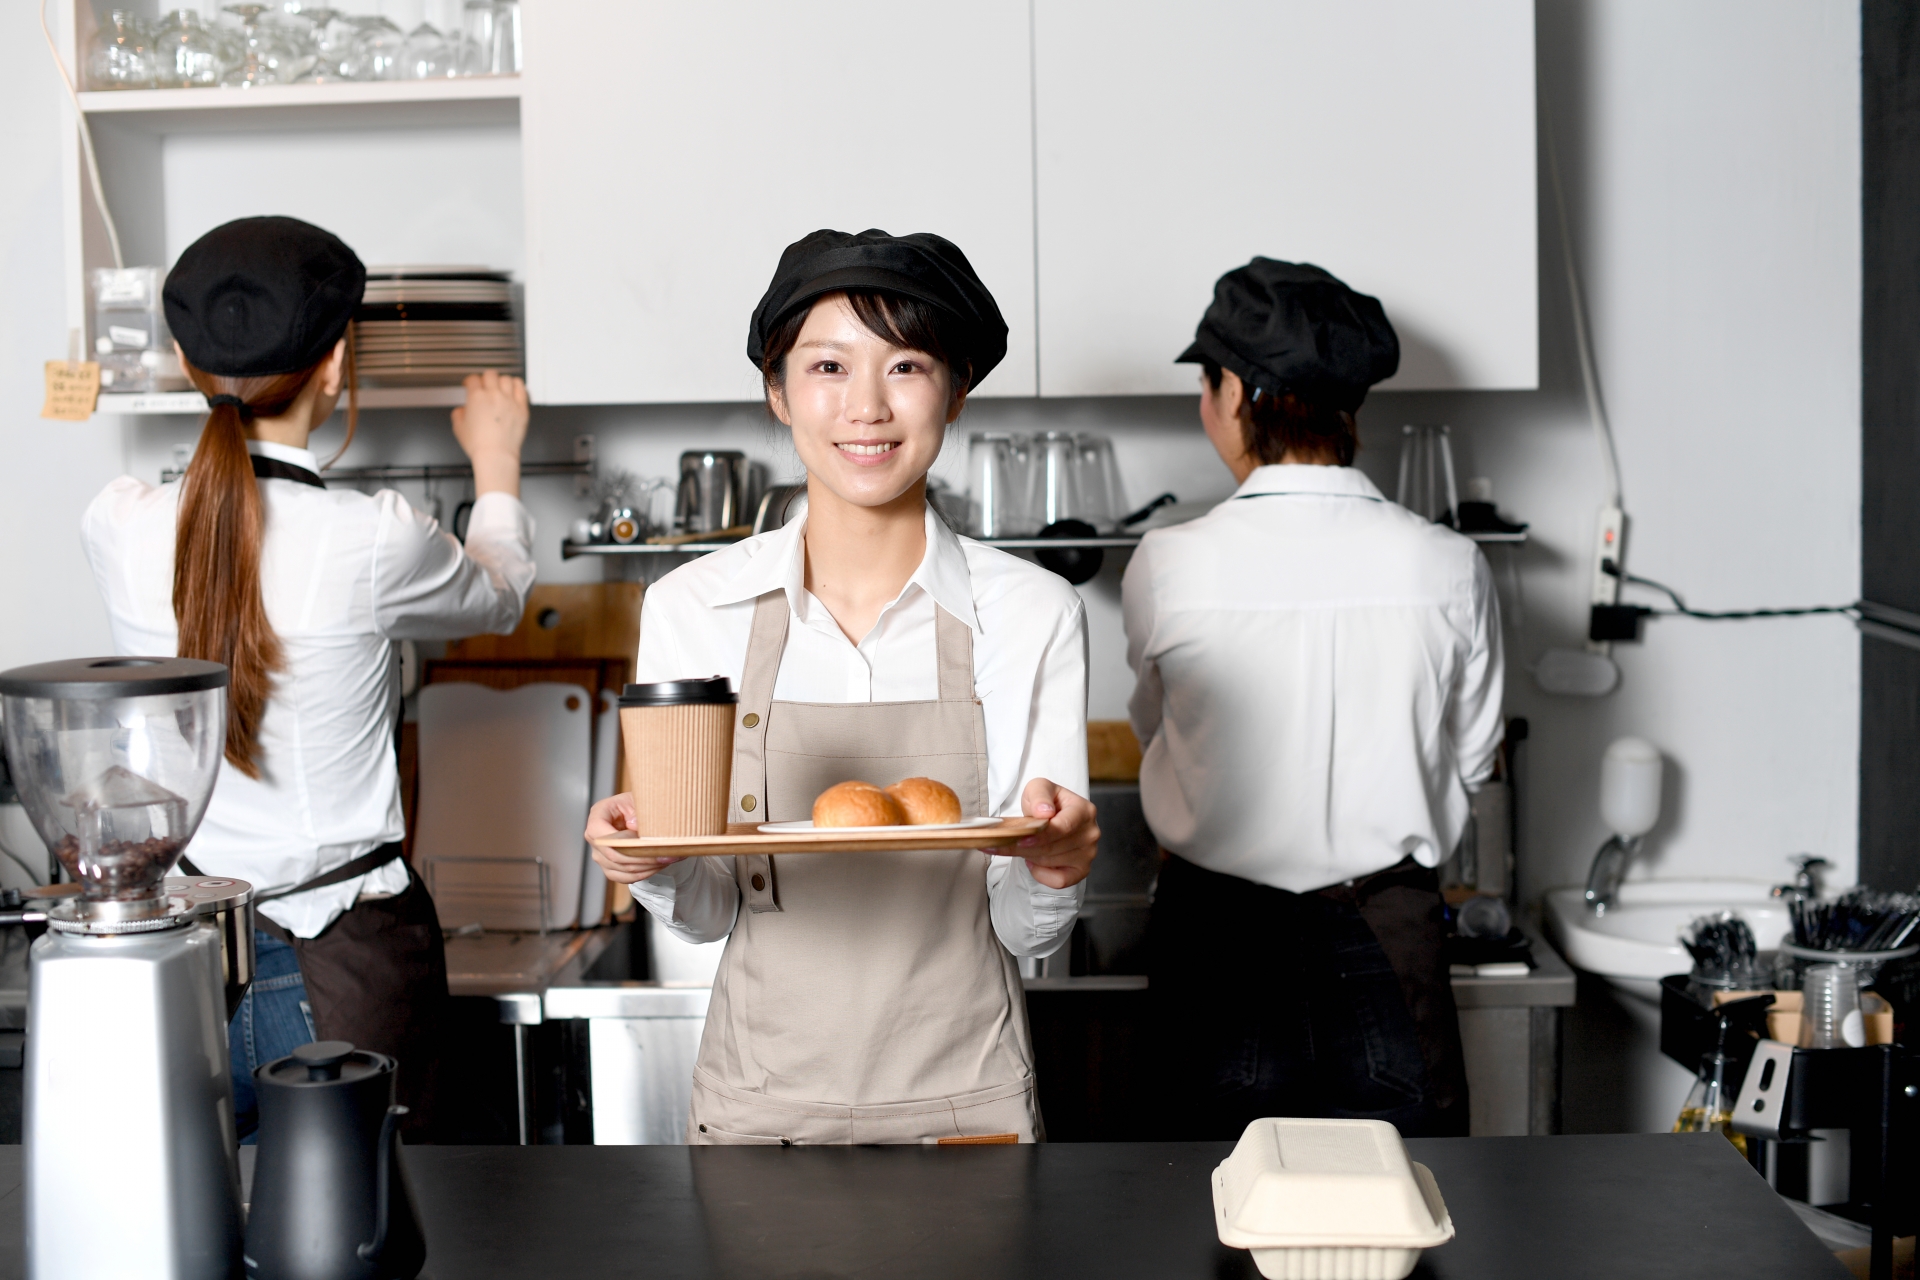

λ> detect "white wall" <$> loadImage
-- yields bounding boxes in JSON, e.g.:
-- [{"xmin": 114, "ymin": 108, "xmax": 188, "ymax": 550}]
[
  {"xmin": 6, "ymin": 1, "xmax": 1862, "ymax": 919},
  {"xmin": 0, "ymin": 0, "xmax": 120, "ymax": 672}
]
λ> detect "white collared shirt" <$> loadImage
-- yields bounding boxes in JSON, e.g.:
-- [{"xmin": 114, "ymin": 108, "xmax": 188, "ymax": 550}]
[
  {"xmin": 81, "ymin": 440, "xmax": 536, "ymax": 936},
  {"xmin": 1122, "ymin": 465, "xmax": 1504, "ymax": 893},
  {"xmin": 632, "ymin": 506, "xmax": 1089, "ymax": 959}
]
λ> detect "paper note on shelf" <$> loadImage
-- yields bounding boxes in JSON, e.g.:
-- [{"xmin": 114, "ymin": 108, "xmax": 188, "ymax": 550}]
[{"xmin": 42, "ymin": 361, "xmax": 102, "ymax": 421}]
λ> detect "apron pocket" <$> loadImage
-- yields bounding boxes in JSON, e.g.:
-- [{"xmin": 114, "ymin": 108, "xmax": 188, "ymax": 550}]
[{"xmin": 693, "ymin": 1121, "xmax": 792, "ymax": 1146}]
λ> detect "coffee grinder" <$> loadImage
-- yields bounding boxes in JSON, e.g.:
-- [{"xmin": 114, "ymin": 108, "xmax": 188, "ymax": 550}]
[{"xmin": 0, "ymin": 657, "xmax": 255, "ymax": 1280}]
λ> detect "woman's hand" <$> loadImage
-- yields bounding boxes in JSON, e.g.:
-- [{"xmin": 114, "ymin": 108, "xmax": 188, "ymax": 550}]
[
  {"xmin": 585, "ymin": 792, "xmax": 683, "ymax": 885},
  {"xmin": 1007, "ymin": 778, "xmax": 1099, "ymax": 890},
  {"xmin": 451, "ymin": 370, "xmax": 528, "ymax": 499}
]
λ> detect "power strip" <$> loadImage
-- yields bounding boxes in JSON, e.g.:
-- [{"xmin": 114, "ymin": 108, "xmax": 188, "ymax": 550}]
[{"xmin": 1590, "ymin": 506, "xmax": 1625, "ymax": 605}]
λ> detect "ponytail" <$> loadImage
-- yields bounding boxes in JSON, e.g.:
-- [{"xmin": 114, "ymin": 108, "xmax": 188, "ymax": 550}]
[{"xmin": 174, "ymin": 355, "xmax": 334, "ymax": 778}]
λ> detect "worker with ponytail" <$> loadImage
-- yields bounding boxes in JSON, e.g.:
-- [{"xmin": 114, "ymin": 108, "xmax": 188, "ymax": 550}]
[{"xmin": 82, "ymin": 217, "xmax": 536, "ymax": 1140}]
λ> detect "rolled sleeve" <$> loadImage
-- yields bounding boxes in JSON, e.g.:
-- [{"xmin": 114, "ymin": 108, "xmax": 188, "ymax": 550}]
[
  {"xmin": 987, "ymin": 857, "xmax": 1083, "ymax": 959},
  {"xmin": 1451, "ymin": 551, "xmax": 1507, "ymax": 789},
  {"xmin": 371, "ymin": 490, "xmax": 535, "ymax": 640},
  {"xmin": 632, "ymin": 856, "xmax": 741, "ymax": 946}
]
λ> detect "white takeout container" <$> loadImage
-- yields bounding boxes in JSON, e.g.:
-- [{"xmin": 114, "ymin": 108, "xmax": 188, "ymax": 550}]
[{"xmin": 1211, "ymin": 1117, "xmax": 1454, "ymax": 1280}]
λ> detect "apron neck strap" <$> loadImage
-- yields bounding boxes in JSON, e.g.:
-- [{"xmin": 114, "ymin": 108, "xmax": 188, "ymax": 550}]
[{"xmin": 934, "ymin": 605, "xmax": 976, "ymax": 702}]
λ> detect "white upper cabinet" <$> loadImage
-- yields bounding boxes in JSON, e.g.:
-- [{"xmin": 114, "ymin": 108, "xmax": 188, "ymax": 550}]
[
  {"xmin": 520, "ymin": 0, "xmax": 1038, "ymax": 404},
  {"xmin": 1031, "ymin": 0, "xmax": 1538, "ymax": 396}
]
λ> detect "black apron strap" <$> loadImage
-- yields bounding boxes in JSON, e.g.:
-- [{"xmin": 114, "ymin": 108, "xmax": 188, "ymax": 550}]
[
  {"xmin": 177, "ymin": 841, "xmax": 405, "ymax": 906},
  {"xmin": 250, "ymin": 453, "xmax": 325, "ymax": 488}
]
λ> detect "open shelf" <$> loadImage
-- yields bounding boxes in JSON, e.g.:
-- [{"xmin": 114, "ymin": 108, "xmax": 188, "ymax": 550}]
[
  {"xmin": 562, "ymin": 528, "xmax": 1525, "ymax": 559},
  {"xmin": 76, "ymin": 77, "xmax": 521, "ymax": 132},
  {"xmin": 96, "ymin": 385, "xmax": 474, "ymax": 416}
]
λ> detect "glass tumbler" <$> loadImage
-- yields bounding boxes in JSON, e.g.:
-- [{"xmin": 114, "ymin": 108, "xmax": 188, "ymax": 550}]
[
  {"xmin": 1396, "ymin": 424, "xmax": 1460, "ymax": 525},
  {"xmin": 966, "ymin": 433, "xmax": 1028, "ymax": 537},
  {"xmin": 154, "ymin": 9, "xmax": 229, "ymax": 88},
  {"xmin": 1030, "ymin": 431, "xmax": 1085, "ymax": 530},
  {"xmin": 344, "ymin": 15, "xmax": 407, "ymax": 80},
  {"xmin": 488, "ymin": 0, "xmax": 521, "ymax": 73},
  {"xmin": 1799, "ymin": 963, "xmax": 1865, "ymax": 1049},
  {"xmin": 1074, "ymin": 434, "xmax": 1125, "ymax": 533},
  {"xmin": 460, "ymin": 0, "xmax": 496, "ymax": 75},
  {"xmin": 402, "ymin": 23, "xmax": 454, "ymax": 79},
  {"xmin": 87, "ymin": 11, "xmax": 158, "ymax": 90}
]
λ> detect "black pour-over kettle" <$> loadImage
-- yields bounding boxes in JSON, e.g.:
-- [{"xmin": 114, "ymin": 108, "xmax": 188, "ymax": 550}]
[{"xmin": 245, "ymin": 1041, "xmax": 426, "ymax": 1280}]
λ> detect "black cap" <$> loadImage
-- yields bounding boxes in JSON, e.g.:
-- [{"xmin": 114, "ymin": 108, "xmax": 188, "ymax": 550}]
[
  {"xmin": 1176, "ymin": 259, "xmax": 1399, "ymax": 412},
  {"xmin": 747, "ymin": 229, "xmax": 1009, "ymax": 388},
  {"xmin": 619, "ymin": 678, "xmax": 738, "ymax": 707},
  {"xmin": 164, "ymin": 216, "xmax": 367, "ymax": 378},
  {"xmin": 0, "ymin": 657, "xmax": 228, "ymax": 700}
]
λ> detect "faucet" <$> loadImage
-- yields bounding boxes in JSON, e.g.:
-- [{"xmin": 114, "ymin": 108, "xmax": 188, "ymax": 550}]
[
  {"xmin": 1770, "ymin": 854, "xmax": 1830, "ymax": 904},
  {"xmin": 1584, "ymin": 834, "xmax": 1643, "ymax": 915}
]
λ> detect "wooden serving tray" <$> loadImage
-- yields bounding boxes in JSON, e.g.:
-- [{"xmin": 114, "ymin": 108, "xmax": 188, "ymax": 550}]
[{"xmin": 592, "ymin": 816, "xmax": 1049, "ymax": 858}]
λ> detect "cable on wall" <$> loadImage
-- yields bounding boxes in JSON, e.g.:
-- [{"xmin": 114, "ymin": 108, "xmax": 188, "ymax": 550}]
[{"xmin": 39, "ymin": 0, "xmax": 124, "ymax": 271}]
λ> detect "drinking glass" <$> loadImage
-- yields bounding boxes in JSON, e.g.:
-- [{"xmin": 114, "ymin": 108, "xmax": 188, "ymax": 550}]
[
  {"xmin": 1396, "ymin": 424, "xmax": 1459, "ymax": 525},
  {"xmin": 966, "ymin": 433, "xmax": 1030, "ymax": 537},
  {"xmin": 1074, "ymin": 434, "xmax": 1125, "ymax": 533},
  {"xmin": 488, "ymin": 0, "xmax": 521, "ymax": 73},
  {"xmin": 87, "ymin": 11, "xmax": 158, "ymax": 90},
  {"xmin": 1800, "ymin": 963, "xmax": 1865, "ymax": 1049},
  {"xmin": 153, "ymin": 9, "xmax": 229, "ymax": 88},
  {"xmin": 286, "ymin": 6, "xmax": 352, "ymax": 81},
  {"xmin": 459, "ymin": 0, "xmax": 495, "ymax": 75},
  {"xmin": 219, "ymin": 5, "xmax": 293, "ymax": 88},
  {"xmin": 1029, "ymin": 432, "xmax": 1083, "ymax": 530},
  {"xmin": 402, "ymin": 23, "xmax": 454, "ymax": 79},
  {"xmin": 344, "ymin": 15, "xmax": 407, "ymax": 80}
]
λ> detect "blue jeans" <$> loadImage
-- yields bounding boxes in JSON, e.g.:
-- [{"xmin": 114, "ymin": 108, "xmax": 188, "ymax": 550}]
[{"xmin": 229, "ymin": 928, "xmax": 315, "ymax": 1142}]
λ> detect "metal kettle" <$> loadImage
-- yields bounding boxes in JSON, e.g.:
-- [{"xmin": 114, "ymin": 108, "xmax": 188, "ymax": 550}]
[{"xmin": 245, "ymin": 1041, "xmax": 425, "ymax": 1280}]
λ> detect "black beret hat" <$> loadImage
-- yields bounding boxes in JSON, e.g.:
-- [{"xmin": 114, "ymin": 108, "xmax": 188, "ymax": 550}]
[
  {"xmin": 1176, "ymin": 258, "xmax": 1399, "ymax": 412},
  {"xmin": 163, "ymin": 216, "xmax": 366, "ymax": 378},
  {"xmin": 747, "ymin": 228, "xmax": 1009, "ymax": 388}
]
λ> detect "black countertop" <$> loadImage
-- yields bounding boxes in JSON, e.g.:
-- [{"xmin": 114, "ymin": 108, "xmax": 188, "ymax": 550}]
[{"xmin": 0, "ymin": 1134, "xmax": 1848, "ymax": 1279}]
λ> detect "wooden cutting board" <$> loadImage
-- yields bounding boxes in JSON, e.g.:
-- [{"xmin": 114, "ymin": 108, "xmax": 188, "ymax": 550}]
[{"xmin": 592, "ymin": 816, "xmax": 1048, "ymax": 858}]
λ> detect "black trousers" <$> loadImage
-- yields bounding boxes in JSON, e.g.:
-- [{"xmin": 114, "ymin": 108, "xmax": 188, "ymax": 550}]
[{"xmin": 1148, "ymin": 853, "xmax": 1469, "ymax": 1140}]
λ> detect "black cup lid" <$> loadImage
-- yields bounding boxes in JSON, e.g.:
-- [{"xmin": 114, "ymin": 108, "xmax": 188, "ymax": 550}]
[
  {"xmin": 620, "ymin": 676, "xmax": 737, "ymax": 706},
  {"xmin": 0, "ymin": 657, "xmax": 228, "ymax": 699}
]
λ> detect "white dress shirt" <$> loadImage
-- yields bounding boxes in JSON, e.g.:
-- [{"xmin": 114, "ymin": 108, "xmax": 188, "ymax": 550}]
[
  {"xmin": 633, "ymin": 505, "xmax": 1089, "ymax": 959},
  {"xmin": 81, "ymin": 439, "xmax": 536, "ymax": 936},
  {"xmin": 1123, "ymin": 464, "xmax": 1504, "ymax": 894}
]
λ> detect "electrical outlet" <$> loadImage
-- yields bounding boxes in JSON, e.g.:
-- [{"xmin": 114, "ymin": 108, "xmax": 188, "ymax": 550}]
[
  {"xmin": 1590, "ymin": 505, "xmax": 1625, "ymax": 605},
  {"xmin": 574, "ymin": 433, "xmax": 596, "ymax": 498}
]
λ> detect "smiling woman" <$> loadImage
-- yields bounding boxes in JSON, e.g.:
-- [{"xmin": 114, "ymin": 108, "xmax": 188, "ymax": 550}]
[{"xmin": 583, "ymin": 228, "xmax": 1099, "ymax": 1146}]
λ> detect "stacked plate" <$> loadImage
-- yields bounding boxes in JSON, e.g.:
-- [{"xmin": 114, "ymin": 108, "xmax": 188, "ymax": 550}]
[{"xmin": 355, "ymin": 266, "xmax": 523, "ymax": 387}]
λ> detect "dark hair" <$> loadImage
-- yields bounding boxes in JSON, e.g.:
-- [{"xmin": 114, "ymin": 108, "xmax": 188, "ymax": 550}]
[
  {"xmin": 759, "ymin": 290, "xmax": 973, "ymax": 395},
  {"xmin": 175, "ymin": 336, "xmax": 357, "ymax": 778},
  {"xmin": 1200, "ymin": 359, "xmax": 1358, "ymax": 467}
]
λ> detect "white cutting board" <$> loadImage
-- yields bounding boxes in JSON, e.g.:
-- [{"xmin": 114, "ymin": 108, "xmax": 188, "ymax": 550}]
[{"xmin": 415, "ymin": 681, "xmax": 593, "ymax": 931}]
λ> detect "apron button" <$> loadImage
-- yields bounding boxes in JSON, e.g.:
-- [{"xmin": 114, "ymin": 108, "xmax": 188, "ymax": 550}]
[
  {"xmin": 741, "ymin": 795, "xmax": 757, "ymax": 812},
  {"xmin": 742, "ymin": 712, "xmax": 760, "ymax": 728},
  {"xmin": 698, "ymin": 1124, "xmax": 708, "ymax": 1133},
  {"xmin": 751, "ymin": 873, "xmax": 766, "ymax": 892}
]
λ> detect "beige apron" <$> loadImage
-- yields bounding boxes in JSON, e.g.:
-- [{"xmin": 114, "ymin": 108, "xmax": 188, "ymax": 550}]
[{"xmin": 687, "ymin": 589, "xmax": 1040, "ymax": 1144}]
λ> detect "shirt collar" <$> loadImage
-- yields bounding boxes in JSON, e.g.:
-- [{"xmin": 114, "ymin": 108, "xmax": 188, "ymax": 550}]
[
  {"xmin": 1231, "ymin": 464, "xmax": 1385, "ymax": 502},
  {"xmin": 705, "ymin": 504, "xmax": 978, "ymax": 632},
  {"xmin": 246, "ymin": 438, "xmax": 322, "ymax": 474}
]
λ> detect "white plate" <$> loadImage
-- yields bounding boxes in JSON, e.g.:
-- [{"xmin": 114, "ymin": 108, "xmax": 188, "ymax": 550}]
[{"xmin": 757, "ymin": 817, "xmax": 1005, "ymax": 834}]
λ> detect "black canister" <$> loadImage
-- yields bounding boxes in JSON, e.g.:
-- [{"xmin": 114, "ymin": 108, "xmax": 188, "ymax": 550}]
[{"xmin": 245, "ymin": 1041, "xmax": 425, "ymax": 1280}]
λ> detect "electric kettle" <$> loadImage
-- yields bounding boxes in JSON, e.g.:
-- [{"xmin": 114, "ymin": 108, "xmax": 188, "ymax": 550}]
[{"xmin": 245, "ymin": 1041, "xmax": 425, "ymax": 1280}]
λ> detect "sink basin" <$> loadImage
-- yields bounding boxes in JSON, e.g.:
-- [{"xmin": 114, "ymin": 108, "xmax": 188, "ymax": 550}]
[{"xmin": 1544, "ymin": 880, "xmax": 1790, "ymax": 998}]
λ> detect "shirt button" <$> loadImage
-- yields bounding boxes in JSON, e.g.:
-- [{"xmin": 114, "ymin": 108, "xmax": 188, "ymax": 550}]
[
  {"xmin": 743, "ymin": 712, "xmax": 760, "ymax": 728},
  {"xmin": 751, "ymin": 873, "xmax": 766, "ymax": 892},
  {"xmin": 741, "ymin": 795, "xmax": 757, "ymax": 812}
]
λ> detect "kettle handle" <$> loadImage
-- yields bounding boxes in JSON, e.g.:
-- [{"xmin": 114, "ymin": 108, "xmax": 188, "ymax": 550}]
[{"xmin": 357, "ymin": 1104, "xmax": 410, "ymax": 1263}]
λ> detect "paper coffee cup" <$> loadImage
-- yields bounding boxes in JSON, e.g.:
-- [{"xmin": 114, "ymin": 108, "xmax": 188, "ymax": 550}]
[{"xmin": 619, "ymin": 677, "xmax": 738, "ymax": 836}]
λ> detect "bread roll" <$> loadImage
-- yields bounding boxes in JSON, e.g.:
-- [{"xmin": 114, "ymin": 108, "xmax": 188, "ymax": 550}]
[
  {"xmin": 812, "ymin": 780, "xmax": 906, "ymax": 827},
  {"xmin": 884, "ymin": 777, "xmax": 963, "ymax": 825}
]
